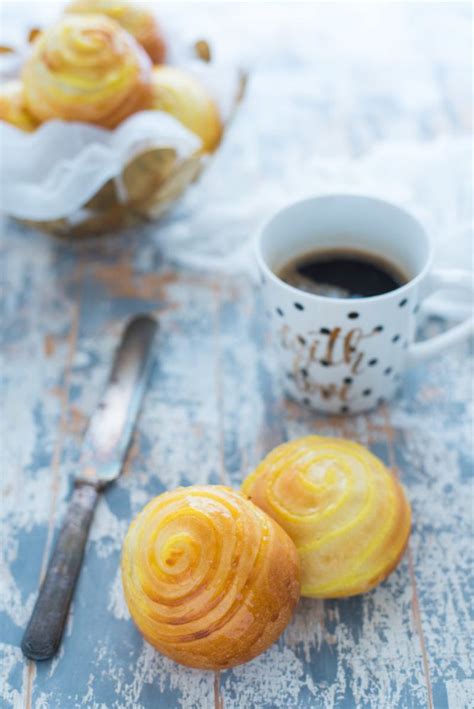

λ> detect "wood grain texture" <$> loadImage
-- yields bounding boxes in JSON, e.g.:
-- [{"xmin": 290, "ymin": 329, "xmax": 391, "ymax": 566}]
[{"xmin": 0, "ymin": 2, "xmax": 472, "ymax": 708}]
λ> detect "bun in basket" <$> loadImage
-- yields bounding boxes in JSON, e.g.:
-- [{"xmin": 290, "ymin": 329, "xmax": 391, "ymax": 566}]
[
  {"xmin": 22, "ymin": 14, "xmax": 152, "ymax": 129},
  {"xmin": 66, "ymin": 0, "xmax": 166, "ymax": 63}
]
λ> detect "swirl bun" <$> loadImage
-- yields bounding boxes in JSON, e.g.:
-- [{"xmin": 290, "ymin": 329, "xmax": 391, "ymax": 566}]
[
  {"xmin": 242, "ymin": 436, "xmax": 411, "ymax": 598},
  {"xmin": 22, "ymin": 15, "xmax": 152, "ymax": 128},
  {"xmin": 121, "ymin": 485, "xmax": 300, "ymax": 669},
  {"xmin": 66, "ymin": 0, "xmax": 166, "ymax": 64},
  {"xmin": 0, "ymin": 81, "xmax": 38, "ymax": 131},
  {"xmin": 150, "ymin": 66, "xmax": 222, "ymax": 152}
]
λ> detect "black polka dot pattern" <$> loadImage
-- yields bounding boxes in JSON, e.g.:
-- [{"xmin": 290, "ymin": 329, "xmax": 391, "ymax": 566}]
[{"xmin": 273, "ymin": 297, "xmax": 408, "ymax": 412}]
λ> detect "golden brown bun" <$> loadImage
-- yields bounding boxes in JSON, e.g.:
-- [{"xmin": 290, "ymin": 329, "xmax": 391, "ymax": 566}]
[
  {"xmin": 22, "ymin": 15, "xmax": 152, "ymax": 129},
  {"xmin": 66, "ymin": 0, "xmax": 166, "ymax": 63},
  {"xmin": 121, "ymin": 485, "xmax": 300, "ymax": 670},
  {"xmin": 150, "ymin": 66, "xmax": 222, "ymax": 152},
  {"xmin": 0, "ymin": 80, "xmax": 38, "ymax": 131},
  {"xmin": 242, "ymin": 436, "xmax": 411, "ymax": 598}
]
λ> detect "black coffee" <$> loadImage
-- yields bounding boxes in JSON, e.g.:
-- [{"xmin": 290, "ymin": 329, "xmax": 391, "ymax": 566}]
[{"xmin": 277, "ymin": 248, "xmax": 408, "ymax": 299}]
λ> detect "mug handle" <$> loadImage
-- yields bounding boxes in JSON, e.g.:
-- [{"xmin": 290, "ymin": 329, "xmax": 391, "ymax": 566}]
[{"xmin": 408, "ymin": 269, "xmax": 474, "ymax": 364}]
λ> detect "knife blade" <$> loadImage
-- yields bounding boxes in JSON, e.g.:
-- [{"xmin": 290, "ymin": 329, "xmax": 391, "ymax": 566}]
[{"xmin": 21, "ymin": 315, "xmax": 157, "ymax": 661}]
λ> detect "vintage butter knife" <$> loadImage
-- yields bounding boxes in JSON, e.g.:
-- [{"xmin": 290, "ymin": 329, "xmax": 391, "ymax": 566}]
[{"xmin": 21, "ymin": 315, "xmax": 158, "ymax": 661}]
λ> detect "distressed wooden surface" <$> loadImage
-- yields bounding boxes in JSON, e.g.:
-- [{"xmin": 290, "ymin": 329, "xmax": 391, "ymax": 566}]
[{"xmin": 1, "ymin": 2, "xmax": 473, "ymax": 708}]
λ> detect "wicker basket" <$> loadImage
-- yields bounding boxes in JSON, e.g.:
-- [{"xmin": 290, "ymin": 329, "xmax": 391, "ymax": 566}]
[{"xmin": 17, "ymin": 44, "xmax": 247, "ymax": 238}]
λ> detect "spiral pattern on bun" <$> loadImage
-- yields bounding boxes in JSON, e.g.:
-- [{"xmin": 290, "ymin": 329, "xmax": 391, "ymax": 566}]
[
  {"xmin": 242, "ymin": 436, "xmax": 411, "ymax": 598},
  {"xmin": 22, "ymin": 15, "xmax": 152, "ymax": 128},
  {"xmin": 0, "ymin": 81, "xmax": 38, "ymax": 131},
  {"xmin": 66, "ymin": 0, "xmax": 167, "ymax": 64},
  {"xmin": 121, "ymin": 485, "xmax": 300, "ymax": 669}
]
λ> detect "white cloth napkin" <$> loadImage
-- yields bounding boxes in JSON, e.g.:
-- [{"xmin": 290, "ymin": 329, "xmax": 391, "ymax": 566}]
[
  {"xmin": 0, "ymin": 3, "xmax": 241, "ymax": 221},
  {"xmin": 160, "ymin": 136, "xmax": 473, "ymax": 320}
]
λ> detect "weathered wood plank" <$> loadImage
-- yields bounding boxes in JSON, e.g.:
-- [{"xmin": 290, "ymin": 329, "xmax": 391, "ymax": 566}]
[
  {"xmin": 3, "ymin": 235, "xmax": 471, "ymax": 707},
  {"xmin": 1, "ymin": 2, "xmax": 472, "ymax": 708}
]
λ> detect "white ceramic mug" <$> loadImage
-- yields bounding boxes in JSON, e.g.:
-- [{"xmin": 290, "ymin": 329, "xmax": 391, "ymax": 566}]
[{"xmin": 256, "ymin": 194, "xmax": 474, "ymax": 414}]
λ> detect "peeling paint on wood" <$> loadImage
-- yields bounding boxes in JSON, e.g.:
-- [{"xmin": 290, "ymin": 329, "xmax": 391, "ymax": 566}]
[
  {"xmin": 0, "ymin": 2, "xmax": 472, "ymax": 708},
  {"xmin": 1, "ymin": 225, "xmax": 472, "ymax": 707}
]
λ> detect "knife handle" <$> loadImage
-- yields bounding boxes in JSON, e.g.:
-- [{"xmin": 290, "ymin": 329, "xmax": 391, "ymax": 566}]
[{"xmin": 21, "ymin": 482, "xmax": 100, "ymax": 661}]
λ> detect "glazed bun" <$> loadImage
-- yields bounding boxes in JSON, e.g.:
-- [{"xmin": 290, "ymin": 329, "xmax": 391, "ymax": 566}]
[
  {"xmin": 242, "ymin": 436, "xmax": 411, "ymax": 598},
  {"xmin": 0, "ymin": 80, "xmax": 38, "ymax": 131},
  {"xmin": 150, "ymin": 66, "xmax": 222, "ymax": 152},
  {"xmin": 22, "ymin": 14, "xmax": 152, "ymax": 128},
  {"xmin": 121, "ymin": 485, "xmax": 300, "ymax": 669},
  {"xmin": 66, "ymin": 0, "xmax": 166, "ymax": 63}
]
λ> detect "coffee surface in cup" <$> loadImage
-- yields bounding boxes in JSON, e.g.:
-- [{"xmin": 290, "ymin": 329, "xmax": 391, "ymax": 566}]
[{"xmin": 277, "ymin": 248, "xmax": 408, "ymax": 298}]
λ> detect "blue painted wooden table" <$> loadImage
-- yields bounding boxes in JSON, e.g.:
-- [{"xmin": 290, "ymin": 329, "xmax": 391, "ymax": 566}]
[{"xmin": 1, "ymin": 3, "xmax": 472, "ymax": 708}]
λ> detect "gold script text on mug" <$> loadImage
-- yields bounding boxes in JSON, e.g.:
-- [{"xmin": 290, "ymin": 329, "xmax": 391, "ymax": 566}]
[{"xmin": 279, "ymin": 325, "xmax": 378, "ymax": 402}]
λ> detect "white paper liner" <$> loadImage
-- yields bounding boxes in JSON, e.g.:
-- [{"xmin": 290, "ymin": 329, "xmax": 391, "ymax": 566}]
[
  {"xmin": 0, "ymin": 112, "xmax": 204, "ymax": 220},
  {"xmin": 0, "ymin": 3, "xmax": 241, "ymax": 221}
]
